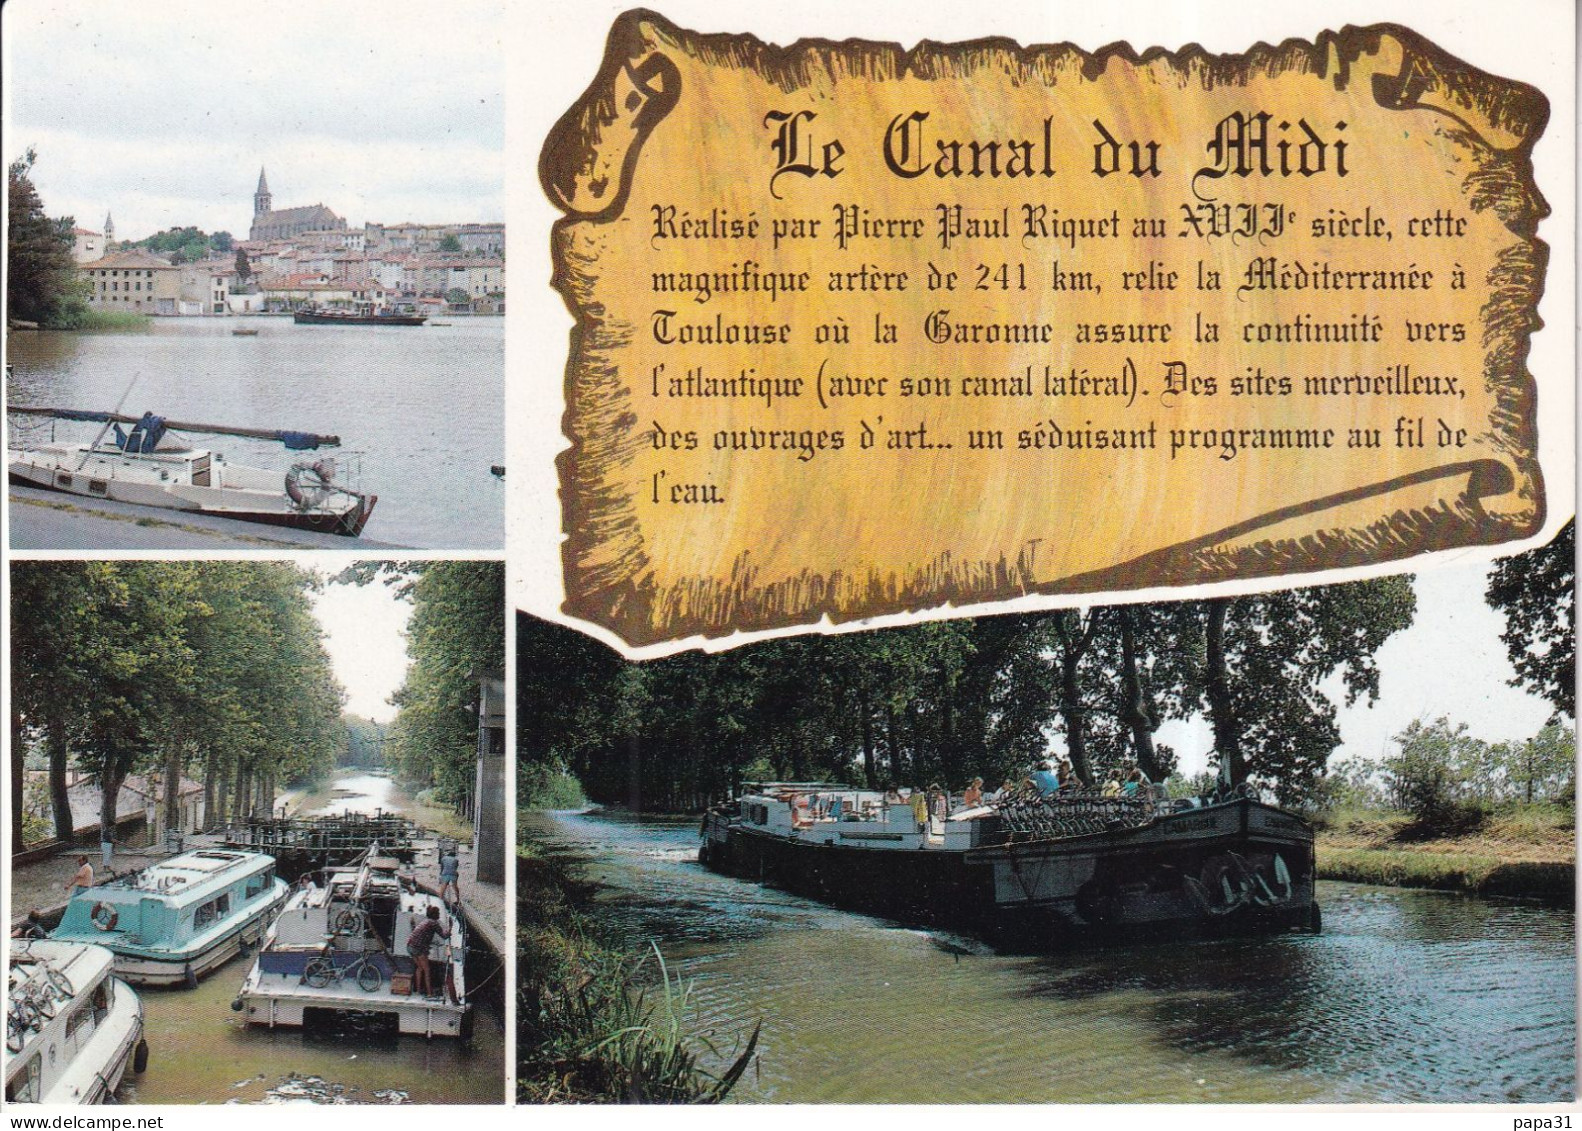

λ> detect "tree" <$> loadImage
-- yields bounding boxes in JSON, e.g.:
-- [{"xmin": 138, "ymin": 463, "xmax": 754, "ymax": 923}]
[
  {"xmin": 381, "ymin": 563, "xmax": 505, "ymax": 807},
  {"xmin": 7, "ymin": 148, "xmax": 88, "ymax": 326},
  {"xmin": 1486, "ymin": 520, "xmax": 1575, "ymax": 720},
  {"xmin": 234, "ymin": 248, "xmax": 252, "ymax": 282},
  {"xmin": 445, "ymin": 287, "xmax": 471, "ymax": 306},
  {"xmin": 1188, "ymin": 578, "xmax": 1416, "ymax": 804},
  {"xmin": 10, "ymin": 562, "xmax": 344, "ymax": 848},
  {"xmin": 438, "ymin": 233, "xmax": 463, "ymax": 254},
  {"xmin": 211, "ymin": 230, "xmax": 233, "ymax": 254}
]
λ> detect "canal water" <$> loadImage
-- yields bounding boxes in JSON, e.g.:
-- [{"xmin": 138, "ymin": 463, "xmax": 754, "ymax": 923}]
[
  {"xmin": 522, "ymin": 808, "xmax": 1576, "ymax": 1105},
  {"xmin": 6, "ymin": 318, "xmax": 503, "ymax": 549},
  {"xmin": 121, "ymin": 951, "xmax": 505, "ymax": 1104},
  {"xmin": 119, "ymin": 769, "xmax": 504, "ymax": 1104}
]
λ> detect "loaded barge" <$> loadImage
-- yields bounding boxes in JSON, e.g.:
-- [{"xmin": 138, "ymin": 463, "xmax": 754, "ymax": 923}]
[{"xmin": 700, "ymin": 782, "xmax": 1318, "ymax": 948}]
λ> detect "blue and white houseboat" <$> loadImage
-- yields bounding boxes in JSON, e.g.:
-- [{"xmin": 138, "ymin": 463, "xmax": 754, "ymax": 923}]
[
  {"xmin": 6, "ymin": 941, "xmax": 148, "ymax": 1104},
  {"xmin": 51, "ymin": 849, "xmax": 289, "ymax": 987}
]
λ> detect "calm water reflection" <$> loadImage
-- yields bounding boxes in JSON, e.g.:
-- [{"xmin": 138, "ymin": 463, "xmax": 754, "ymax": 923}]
[
  {"xmin": 522, "ymin": 808, "xmax": 1575, "ymax": 1104},
  {"xmin": 7, "ymin": 318, "xmax": 502, "ymax": 548}
]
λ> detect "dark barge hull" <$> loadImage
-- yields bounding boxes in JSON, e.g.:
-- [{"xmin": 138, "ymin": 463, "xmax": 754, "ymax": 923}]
[
  {"xmin": 701, "ymin": 798, "xmax": 1316, "ymax": 949},
  {"xmin": 293, "ymin": 311, "xmax": 427, "ymax": 326}
]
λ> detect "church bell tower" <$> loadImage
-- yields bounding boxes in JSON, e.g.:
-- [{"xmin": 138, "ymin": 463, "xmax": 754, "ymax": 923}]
[{"xmin": 254, "ymin": 167, "xmax": 272, "ymax": 217}]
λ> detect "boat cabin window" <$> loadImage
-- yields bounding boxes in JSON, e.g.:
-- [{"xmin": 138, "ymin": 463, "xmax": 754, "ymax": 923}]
[
  {"xmin": 65, "ymin": 1003, "xmax": 93, "ymax": 1042},
  {"xmin": 5, "ymin": 1055, "xmax": 41, "ymax": 1103},
  {"xmin": 194, "ymin": 893, "xmax": 231, "ymax": 929},
  {"xmin": 92, "ymin": 982, "xmax": 110, "ymax": 1025},
  {"xmin": 245, "ymin": 867, "xmax": 274, "ymax": 899}
]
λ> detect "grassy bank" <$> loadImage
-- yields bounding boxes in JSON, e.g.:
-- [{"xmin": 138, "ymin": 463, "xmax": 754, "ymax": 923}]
[
  {"xmin": 1316, "ymin": 806, "xmax": 1574, "ymax": 903},
  {"xmin": 517, "ymin": 827, "xmax": 758, "ymax": 1103},
  {"xmin": 56, "ymin": 309, "xmax": 151, "ymax": 331}
]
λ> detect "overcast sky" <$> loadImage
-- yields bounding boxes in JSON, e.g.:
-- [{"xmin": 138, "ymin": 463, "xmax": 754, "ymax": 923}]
[
  {"xmin": 1158, "ymin": 558, "xmax": 1558, "ymax": 778},
  {"xmin": 4, "ymin": 0, "xmax": 504, "ymax": 241},
  {"xmin": 310, "ymin": 575, "xmax": 412, "ymax": 725}
]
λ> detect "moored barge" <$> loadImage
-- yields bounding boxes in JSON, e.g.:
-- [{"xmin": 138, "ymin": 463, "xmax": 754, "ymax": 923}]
[{"xmin": 700, "ymin": 782, "xmax": 1317, "ymax": 948}]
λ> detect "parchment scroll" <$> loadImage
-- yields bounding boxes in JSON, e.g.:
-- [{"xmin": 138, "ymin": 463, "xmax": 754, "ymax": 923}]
[{"xmin": 542, "ymin": 11, "xmax": 1550, "ymax": 647}]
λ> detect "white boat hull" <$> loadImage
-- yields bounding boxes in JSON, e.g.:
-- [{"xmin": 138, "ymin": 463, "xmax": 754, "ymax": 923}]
[
  {"xmin": 7, "ymin": 942, "xmax": 146, "ymax": 1105},
  {"xmin": 9, "ymin": 444, "xmax": 375, "ymax": 536}
]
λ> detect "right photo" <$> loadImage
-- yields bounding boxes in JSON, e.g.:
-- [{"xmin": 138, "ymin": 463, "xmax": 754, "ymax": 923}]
[{"xmin": 516, "ymin": 542, "xmax": 1574, "ymax": 1103}]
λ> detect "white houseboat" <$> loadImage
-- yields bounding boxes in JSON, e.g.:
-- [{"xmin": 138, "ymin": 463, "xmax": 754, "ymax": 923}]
[
  {"xmin": 8, "ymin": 407, "xmax": 377, "ymax": 536},
  {"xmin": 5, "ymin": 941, "xmax": 148, "ymax": 1104},
  {"xmin": 235, "ymin": 858, "xmax": 472, "ymax": 1040},
  {"xmin": 51, "ymin": 849, "xmax": 289, "ymax": 986},
  {"xmin": 701, "ymin": 781, "xmax": 1318, "ymax": 948}
]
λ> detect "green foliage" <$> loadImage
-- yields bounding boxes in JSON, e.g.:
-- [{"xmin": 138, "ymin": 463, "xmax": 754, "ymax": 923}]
[
  {"xmin": 519, "ymin": 577, "xmax": 1419, "ymax": 813},
  {"xmin": 342, "ymin": 714, "xmax": 388, "ymax": 768},
  {"xmin": 1195, "ymin": 578, "xmax": 1417, "ymax": 804},
  {"xmin": 9, "ymin": 562, "xmax": 345, "ymax": 839},
  {"xmin": 445, "ymin": 287, "xmax": 471, "ymax": 306},
  {"xmin": 7, "ymin": 148, "xmax": 90, "ymax": 327},
  {"xmin": 438, "ymin": 233, "xmax": 463, "ymax": 253},
  {"xmin": 56, "ymin": 307, "xmax": 150, "ymax": 330},
  {"xmin": 373, "ymin": 563, "xmax": 504, "ymax": 804},
  {"xmin": 127, "ymin": 225, "xmax": 225, "ymax": 265},
  {"xmin": 1307, "ymin": 754, "xmax": 1387, "ymax": 814},
  {"xmin": 234, "ymin": 248, "xmax": 252, "ymax": 282},
  {"xmin": 1382, "ymin": 717, "xmax": 1575, "ymax": 826},
  {"xmin": 1487, "ymin": 521, "xmax": 1575, "ymax": 720},
  {"xmin": 519, "ymin": 765, "xmax": 586, "ymax": 809},
  {"xmin": 517, "ymin": 856, "xmax": 758, "ymax": 1103}
]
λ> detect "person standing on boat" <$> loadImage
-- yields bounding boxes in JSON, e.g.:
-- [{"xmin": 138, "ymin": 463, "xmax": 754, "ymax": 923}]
[
  {"xmin": 962, "ymin": 777, "xmax": 984, "ymax": 808},
  {"xmin": 438, "ymin": 847, "xmax": 461, "ymax": 907},
  {"xmin": 909, "ymin": 788, "xmax": 928, "ymax": 832},
  {"xmin": 407, "ymin": 905, "xmax": 451, "ymax": 1000},
  {"xmin": 65, "ymin": 856, "xmax": 93, "ymax": 898}
]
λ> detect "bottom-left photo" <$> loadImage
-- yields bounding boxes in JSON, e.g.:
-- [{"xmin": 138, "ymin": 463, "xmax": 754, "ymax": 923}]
[{"xmin": 7, "ymin": 559, "xmax": 506, "ymax": 1104}]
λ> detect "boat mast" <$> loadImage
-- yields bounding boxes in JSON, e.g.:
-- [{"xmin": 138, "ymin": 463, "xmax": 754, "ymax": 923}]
[
  {"xmin": 10, "ymin": 406, "xmax": 341, "ymax": 449},
  {"xmin": 74, "ymin": 373, "xmax": 139, "ymax": 470}
]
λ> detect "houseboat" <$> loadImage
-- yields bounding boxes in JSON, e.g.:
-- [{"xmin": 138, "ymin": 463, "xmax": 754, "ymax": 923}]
[
  {"xmin": 234, "ymin": 857, "xmax": 472, "ymax": 1040},
  {"xmin": 51, "ymin": 849, "xmax": 289, "ymax": 986},
  {"xmin": 6, "ymin": 941, "xmax": 148, "ymax": 1104},
  {"xmin": 8, "ymin": 407, "xmax": 377, "ymax": 536},
  {"xmin": 700, "ymin": 781, "xmax": 1318, "ymax": 949}
]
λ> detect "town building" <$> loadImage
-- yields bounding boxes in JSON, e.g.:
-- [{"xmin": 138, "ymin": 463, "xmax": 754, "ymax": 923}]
[
  {"xmin": 80, "ymin": 249, "xmax": 181, "ymax": 314},
  {"xmin": 248, "ymin": 167, "xmax": 347, "ymax": 242}
]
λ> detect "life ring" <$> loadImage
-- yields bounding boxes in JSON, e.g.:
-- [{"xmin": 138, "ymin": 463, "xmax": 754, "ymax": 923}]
[{"xmin": 91, "ymin": 902, "xmax": 119, "ymax": 931}]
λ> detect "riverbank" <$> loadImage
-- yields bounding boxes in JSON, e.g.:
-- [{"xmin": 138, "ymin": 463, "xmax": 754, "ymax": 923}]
[
  {"xmin": 517, "ymin": 825, "xmax": 758, "ymax": 1104},
  {"xmin": 1316, "ymin": 806, "xmax": 1574, "ymax": 903}
]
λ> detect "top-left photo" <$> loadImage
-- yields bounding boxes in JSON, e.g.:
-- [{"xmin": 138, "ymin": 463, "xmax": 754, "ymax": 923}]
[{"xmin": 5, "ymin": 0, "xmax": 505, "ymax": 551}]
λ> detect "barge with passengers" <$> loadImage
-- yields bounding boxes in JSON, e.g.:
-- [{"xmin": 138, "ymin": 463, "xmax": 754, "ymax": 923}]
[
  {"xmin": 700, "ymin": 779, "xmax": 1318, "ymax": 947},
  {"xmin": 50, "ymin": 849, "xmax": 289, "ymax": 986}
]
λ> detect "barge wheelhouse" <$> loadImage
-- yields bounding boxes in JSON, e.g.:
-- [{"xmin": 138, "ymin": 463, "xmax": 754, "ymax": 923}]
[
  {"xmin": 51, "ymin": 849, "xmax": 289, "ymax": 986},
  {"xmin": 700, "ymin": 782, "xmax": 1318, "ymax": 948}
]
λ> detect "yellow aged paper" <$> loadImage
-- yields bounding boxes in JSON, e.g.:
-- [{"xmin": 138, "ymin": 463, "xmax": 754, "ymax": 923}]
[{"xmin": 542, "ymin": 12, "xmax": 1550, "ymax": 647}]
